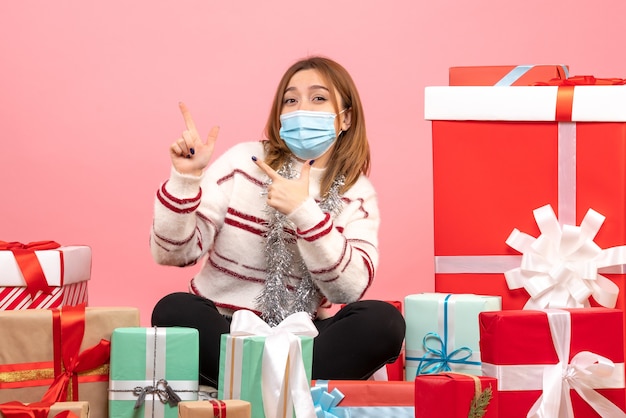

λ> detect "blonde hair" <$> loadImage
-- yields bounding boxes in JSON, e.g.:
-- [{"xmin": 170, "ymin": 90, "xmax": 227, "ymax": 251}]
[{"xmin": 263, "ymin": 56, "xmax": 371, "ymax": 196}]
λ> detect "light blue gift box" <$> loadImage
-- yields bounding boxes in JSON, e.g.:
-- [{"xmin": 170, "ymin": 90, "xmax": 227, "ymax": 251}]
[
  {"xmin": 108, "ymin": 327, "xmax": 199, "ymax": 418},
  {"xmin": 404, "ymin": 293, "xmax": 501, "ymax": 379}
]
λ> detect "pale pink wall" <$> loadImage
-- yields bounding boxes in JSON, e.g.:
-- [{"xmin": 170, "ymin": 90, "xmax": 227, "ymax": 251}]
[{"xmin": 2, "ymin": 1, "xmax": 626, "ymax": 325}]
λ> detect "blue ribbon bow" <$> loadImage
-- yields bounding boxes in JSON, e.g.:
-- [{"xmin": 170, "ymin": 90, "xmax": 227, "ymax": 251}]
[
  {"xmin": 411, "ymin": 294, "xmax": 481, "ymax": 376},
  {"xmin": 311, "ymin": 383, "xmax": 350, "ymax": 418}
]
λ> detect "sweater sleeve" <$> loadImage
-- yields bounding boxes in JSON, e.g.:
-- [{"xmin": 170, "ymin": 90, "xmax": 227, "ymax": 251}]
[
  {"xmin": 149, "ymin": 142, "xmax": 246, "ymax": 267},
  {"xmin": 287, "ymin": 177, "xmax": 380, "ymax": 304},
  {"xmin": 149, "ymin": 167, "xmax": 211, "ymax": 267}
]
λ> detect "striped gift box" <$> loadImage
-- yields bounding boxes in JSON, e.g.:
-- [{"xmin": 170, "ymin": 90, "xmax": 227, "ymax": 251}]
[{"xmin": 0, "ymin": 245, "xmax": 91, "ymax": 310}]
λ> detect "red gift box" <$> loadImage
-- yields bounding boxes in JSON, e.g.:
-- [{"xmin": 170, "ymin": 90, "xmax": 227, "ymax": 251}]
[
  {"xmin": 449, "ymin": 64, "xmax": 569, "ymax": 86},
  {"xmin": 414, "ymin": 373, "xmax": 498, "ymax": 418},
  {"xmin": 311, "ymin": 380, "xmax": 414, "ymax": 417},
  {"xmin": 479, "ymin": 308, "xmax": 626, "ymax": 417},
  {"xmin": 426, "ymin": 82, "xmax": 626, "ymax": 316},
  {"xmin": 0, "ymin": 242, "xmax": 91, "ymax": 310}
]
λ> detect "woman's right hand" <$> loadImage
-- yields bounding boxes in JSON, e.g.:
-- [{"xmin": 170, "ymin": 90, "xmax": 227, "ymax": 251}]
[{"xmin": 170, "ymin": 102, "xmax": 219, "ymax": 176}]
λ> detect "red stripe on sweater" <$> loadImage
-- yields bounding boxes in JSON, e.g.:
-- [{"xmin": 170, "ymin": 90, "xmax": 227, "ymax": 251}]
[
  {"xmin": 227, "ymin": 207, "xmax": 267, "ymax": 225},
  {"xmin": 224, "ymin": 218, "xmax": 266, "ymax": 236},
  {"xmin": 157, "ymin": 189, "xmax": 201, "ymax": 214},
  {"xmin": 301, "ymin": 223, "xmax": 333, "ymax": 242},
  {"xmin": 160, "ymin": 181, "xmax": 202, "ymax": 204},
  {"xmin": 218, "ymin": 169, "xmax": 265, "ymax": 187},
  {"xmin": 297, "ymin": 213, "xmax": 330, "ymax": 235}
]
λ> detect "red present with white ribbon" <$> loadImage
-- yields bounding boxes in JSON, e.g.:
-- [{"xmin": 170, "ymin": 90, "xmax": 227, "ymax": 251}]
[
  {"xmin": 479, "ymin": 308, "xmax": 626, "ymax": 417},
  {"xmin": 427, "ymin": 80, "xmax": 626, "ymax": 309},
  {"xmin": 0, "ymin": 241, "xmax": 91, "ymax": 310}
]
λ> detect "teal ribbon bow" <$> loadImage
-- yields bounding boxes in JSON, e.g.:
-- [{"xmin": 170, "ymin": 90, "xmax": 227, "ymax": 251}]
[
  {"xmin": 412, "ymin": 294, "xmax": 481, "ymax": 376},
  {"xmin": 311, "ymin": 383, "xmax": 350, "ymax": 418}
]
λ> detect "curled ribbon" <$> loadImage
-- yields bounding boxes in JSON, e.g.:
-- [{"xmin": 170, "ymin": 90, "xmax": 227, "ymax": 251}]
[
  {"xmin": 230, "ymin": 310, "xmax": 319, "ymax": 418},
  {"xmin": 310, "ymin": 385, "xmax": 349, "ymax": 418},
  {"xmin": 132, "ymin": 379, "xmax": 181, "ymax": 409},
  {"xmin": 527, "ymin": 310, "xmax": 626, "ymax": 418},
  {"xmin": 504, "ymin": 204, "xmax": 625, "ymax": 309},
  {"xmin": 0, "ymin": 240, "xmax": 61, "ymax": 298}
]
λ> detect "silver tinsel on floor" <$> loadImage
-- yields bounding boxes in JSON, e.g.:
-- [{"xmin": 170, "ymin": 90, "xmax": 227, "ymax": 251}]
[{"xmin": 255, "ymin": 160, "xmax": 345, "ymax": 326}]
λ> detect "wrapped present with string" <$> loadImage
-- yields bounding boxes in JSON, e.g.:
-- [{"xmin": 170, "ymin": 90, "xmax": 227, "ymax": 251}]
[
  {"xmin": 480, "ymin": 308, "xmax": 626, "ymax": 417},
  {"xmin": 179, "ymin": 400, "xmax": 251, "ymax": 418},
  {"xmin": 427, "ymin": 76, "xmax": 626, "ymax": 313},
  {"xmin": 0, "ymin": 241, "xmax": 91, "ymax": 310},
  {"xmin": 218, "ymin": 310, "xmax": 317, "ymax": 418},
  {"xmin": 449, "ymin": 64, "xmax": 569, "ymax": 86},
  {"xmin": 0, "ymin": 401, "xmax": 89, "ymax": 418},
  {"xmin": 0, "ymin": 304, "xmax": 140, "ymax": 418},
  {"xmin": 311, "ymin": 380, "xmax": 414, "ymax": 418},
  {"xmin": 108, "ymin": 327, "xmax": 199, "ymax": 418},
  {"xmin": 414, "ymin": 373, "xmax": 498, "ymax": 418},
  {"xmin": 404, "ymin": 293, "xmax": 501, "ymax": 380}
]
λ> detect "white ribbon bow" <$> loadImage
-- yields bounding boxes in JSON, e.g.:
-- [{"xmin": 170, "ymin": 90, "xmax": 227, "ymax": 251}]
[
  {"xmin": 505, "ymin": 204, "xmax": 625, "ymax": 309},
  {"xmin": 230, "ymin": 310, "xmax": 319, "ymax": 418},
  {"xmin": 527, "ymin": 309, "xmax": 626, "ymax": 418}
]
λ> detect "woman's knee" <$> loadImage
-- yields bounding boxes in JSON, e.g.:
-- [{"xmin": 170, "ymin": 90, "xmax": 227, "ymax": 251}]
[
  {"xmin": 151, "ymin": 292, "xmax": 215, "ymax": 326},
  {"xmin": 342, "ymin": 300, "xmax": 406, "ymax": 344}
]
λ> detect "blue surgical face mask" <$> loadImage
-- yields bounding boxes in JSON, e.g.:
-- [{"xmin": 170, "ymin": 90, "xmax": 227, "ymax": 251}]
[{"xmin": 279, "ymin": 110, "xmax": 344, "ymax": 160}]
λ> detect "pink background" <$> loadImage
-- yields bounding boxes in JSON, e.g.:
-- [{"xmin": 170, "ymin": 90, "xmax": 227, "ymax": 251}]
[{"xmin": 2, "ymin": 2, "xmax": 625, "ymax": 325}]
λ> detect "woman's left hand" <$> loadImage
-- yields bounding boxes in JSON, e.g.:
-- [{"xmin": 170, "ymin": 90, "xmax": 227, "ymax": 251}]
[{"xmin": 253, "ymin": 157, "xmax": 313, "ymax": 215}]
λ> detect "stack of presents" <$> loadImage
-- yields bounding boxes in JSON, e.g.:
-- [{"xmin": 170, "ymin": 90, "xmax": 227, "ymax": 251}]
[{"xmin": 3, "ymin": 64, "xmax": 626, "ymax": 418}]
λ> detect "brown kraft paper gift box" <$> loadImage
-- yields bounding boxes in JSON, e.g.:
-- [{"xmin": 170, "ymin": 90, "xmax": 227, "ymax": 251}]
[{"xmin": 0, "ymin": 306, "xmax": 139, "ymax": 418}]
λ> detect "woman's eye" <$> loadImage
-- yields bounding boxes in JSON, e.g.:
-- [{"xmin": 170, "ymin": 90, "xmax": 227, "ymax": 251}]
[
  {"xmin": 312, "ymin": 96, "xmax": 327, "ymax": 102},
  {"xmin": 283, "ymin": 97, "xmax": 297, "ymax": 105}
]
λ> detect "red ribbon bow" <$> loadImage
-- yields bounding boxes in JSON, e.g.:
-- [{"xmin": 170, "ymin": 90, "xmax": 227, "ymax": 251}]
[
  {"xmin": 39, "ymin": 304, "xmax": 111, "ymax": 403},
  {"xmin": 533, "ymin": 75, "xmax": 626, "ymax": 121},
  {"xmin": 0, "ymin": 241, "xmax": 62, "ymax": 298},
  {"xmin": 0, "ymin": 401, "xmax": 79, "ymax": 418}
]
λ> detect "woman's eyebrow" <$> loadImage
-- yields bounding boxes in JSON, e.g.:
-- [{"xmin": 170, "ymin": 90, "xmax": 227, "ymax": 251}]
[{"xmin": 284, "ymin": 85, "xmax": 330, "ymax": 93}]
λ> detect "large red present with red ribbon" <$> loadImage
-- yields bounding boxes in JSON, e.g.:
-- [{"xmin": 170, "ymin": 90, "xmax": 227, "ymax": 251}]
[
  {"xmin": 426, "ymin": 78, "xmax": 626, "ymax": 313},
  {"xmin": 0, "ymin": 241, "xmax": 91, "ymax": 310},
  {"xmin": 449, "ymin": 64, "xmax": 569, "ymax": 86},
  {"xmin": 479, "ymin": 308, "xmax": 626, "ymax": 417},
  {"xmin": 414, "ymin": 373, "xmax": 498, "ymax": 418},
  {"xmin": 0, "ymin": 304, "xmax": 139, "ymax": 418}
]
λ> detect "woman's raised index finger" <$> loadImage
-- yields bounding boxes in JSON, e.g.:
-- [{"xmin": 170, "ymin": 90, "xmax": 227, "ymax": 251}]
[
  {"xmin": 178, "ymin": 102, "xmax": 197, "ymax": 132},
  {"xmin": 252, "ymin": 156, "xmax": 280, "ymax": 180}
]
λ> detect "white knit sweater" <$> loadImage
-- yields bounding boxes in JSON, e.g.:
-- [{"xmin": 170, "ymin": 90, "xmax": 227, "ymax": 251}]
[{"xmin": 150, "ymin": 141, "xmax": 380, "ymax": 317}]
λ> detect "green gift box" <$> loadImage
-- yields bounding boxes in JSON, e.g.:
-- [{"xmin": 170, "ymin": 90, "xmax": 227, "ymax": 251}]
[
  {"xmin": 108, "ymin": 327, "xmax": 199, "ymax": 418},
  {"xmin": 218, "ymin": 311, "xmax": 316, "ymax": 418},
  {"xmin": 404, "ymin": 293, "xmax": 501, "ymax": 379}
]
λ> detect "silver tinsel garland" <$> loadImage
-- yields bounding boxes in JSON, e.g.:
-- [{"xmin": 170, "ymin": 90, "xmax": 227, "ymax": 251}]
[{"xmin": 255, "ymin": 160, "xmax": 345, "ymax": 326}]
